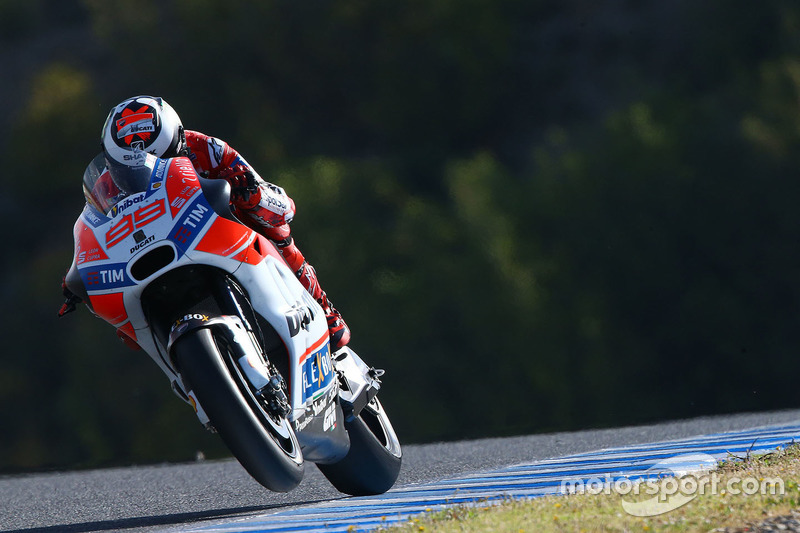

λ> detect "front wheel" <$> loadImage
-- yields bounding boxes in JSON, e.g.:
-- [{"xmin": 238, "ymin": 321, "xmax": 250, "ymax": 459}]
[
  {"xmin": 174, "ymin": 328, "xmax": 304, "ymax": 492},
  {"xmin": 317, "ymin": 397, "xmax": 402, "ymax": 495}
]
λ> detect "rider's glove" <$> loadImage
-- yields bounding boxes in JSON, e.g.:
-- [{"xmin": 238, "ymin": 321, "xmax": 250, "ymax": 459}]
[
  {"xmin": 58, "ymin": 276, "xmax": 82, "ymax": 317},
  {"xmin": 219, "ymin": 164, "xmax": 261, "ymax": 210}
]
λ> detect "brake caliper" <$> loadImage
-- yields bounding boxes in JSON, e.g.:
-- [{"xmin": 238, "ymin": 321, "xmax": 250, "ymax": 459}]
[{"xmin": 258, "ymin": 373, "xmax": 291, "ymax": 418}]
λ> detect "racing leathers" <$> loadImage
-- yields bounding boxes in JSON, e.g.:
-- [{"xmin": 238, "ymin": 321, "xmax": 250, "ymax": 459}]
[{"xmin": 184, "ymin": 130, "xmax": 350, "ymax": 349}]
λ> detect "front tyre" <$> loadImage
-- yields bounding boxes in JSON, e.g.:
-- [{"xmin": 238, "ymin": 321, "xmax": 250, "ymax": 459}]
[
  {"xmin": 317, "ymin": 398, "xmax": 402, "ymax": 496},
  {"xmin": 174, "ymin": 328, "xmax": 304, "ymax": 492}
]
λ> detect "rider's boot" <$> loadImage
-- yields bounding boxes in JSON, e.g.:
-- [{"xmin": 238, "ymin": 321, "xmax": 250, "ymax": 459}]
[
  {"xmin": 275, "ymin": 236, "xmax": 351, "ymax": 349},
  {"xmin": 315, "ymin": 291, "xmax": 351, "ymax": 350}
]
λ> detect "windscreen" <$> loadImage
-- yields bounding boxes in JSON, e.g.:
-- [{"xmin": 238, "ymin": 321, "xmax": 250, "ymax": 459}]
[{"xmin": 82, "ymin": 152, "xmax": 158, "ymax": 215}]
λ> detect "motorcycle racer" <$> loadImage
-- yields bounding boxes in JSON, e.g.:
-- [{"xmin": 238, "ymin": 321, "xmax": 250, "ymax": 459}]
[{"xmin": 61, "ymin": 95, "xmax": 350, "ymax": 349}]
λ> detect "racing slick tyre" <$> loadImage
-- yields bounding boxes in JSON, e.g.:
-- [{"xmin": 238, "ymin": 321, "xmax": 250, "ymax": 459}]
[
  {"xmin": 173, "ymin": 327, "xmax": 304, "ymax": 492},
  {"xmin": 317, "ymin": 397, "xmax": 402, "ymax": 496}
]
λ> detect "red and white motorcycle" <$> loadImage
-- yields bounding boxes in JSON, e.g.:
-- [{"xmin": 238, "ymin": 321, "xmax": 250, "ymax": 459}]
[{"xmin": 61, "ymin": 152, "xmax": 402, "ymax": 495}]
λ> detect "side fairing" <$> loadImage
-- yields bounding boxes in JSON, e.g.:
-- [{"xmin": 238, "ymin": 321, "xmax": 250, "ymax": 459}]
[{"xmin": 233, "ymin": 255, "xmax": 336, "ymax": 422}]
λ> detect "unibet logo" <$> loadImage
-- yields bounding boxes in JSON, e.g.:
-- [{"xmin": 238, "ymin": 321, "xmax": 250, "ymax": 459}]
[{"xmin": 111, "ymin": 194, "xmax": 145, "ymax": 217}]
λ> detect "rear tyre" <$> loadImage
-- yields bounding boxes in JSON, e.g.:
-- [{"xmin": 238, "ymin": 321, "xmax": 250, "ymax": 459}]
[
  {"xmin": 174, "ymin": 328, "xmax": 304, "ymax": 492},
  {"xmin": 317, "ymin": 397, "xmax": 402, "ymax": 495}
]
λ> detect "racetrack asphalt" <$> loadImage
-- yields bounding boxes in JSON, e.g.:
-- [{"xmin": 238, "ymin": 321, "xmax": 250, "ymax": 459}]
[{"xmin": 2, "ymin": 408, "xmax": 799, "ymax": 533}]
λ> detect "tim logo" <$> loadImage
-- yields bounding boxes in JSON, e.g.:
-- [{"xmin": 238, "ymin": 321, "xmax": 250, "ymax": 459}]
[{"xmin": 82, "ymin": 264, "xmax": 131, "ymax": 290}]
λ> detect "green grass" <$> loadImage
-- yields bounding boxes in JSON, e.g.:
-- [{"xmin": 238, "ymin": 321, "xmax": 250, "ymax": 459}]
[{"xmin": 384, "ymin": 445, "xmax": 800, "ymax": 532}]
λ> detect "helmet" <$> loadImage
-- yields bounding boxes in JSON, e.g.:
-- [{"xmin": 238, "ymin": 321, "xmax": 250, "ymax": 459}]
[{"xmin": 101, "ymin": 95, "xmax": 186, "ymax": 165}]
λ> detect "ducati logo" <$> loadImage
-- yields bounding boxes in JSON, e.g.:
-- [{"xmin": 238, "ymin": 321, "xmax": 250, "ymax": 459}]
[{"xmin": 115, "ymin": 105, "xmax": 156, "ymax": 146}]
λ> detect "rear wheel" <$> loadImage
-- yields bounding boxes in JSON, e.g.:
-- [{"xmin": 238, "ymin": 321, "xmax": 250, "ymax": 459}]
[
  {"xmin": 174, "ymin": 328, "xmax": 304, "ymax": 492},
  {"xmin": 317, "ymin": 397, "xmax": 402, "ymax": 495}
]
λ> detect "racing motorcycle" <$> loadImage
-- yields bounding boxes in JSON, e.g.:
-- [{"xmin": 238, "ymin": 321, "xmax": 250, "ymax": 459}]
[{"xmin": 61, "ymin": 152, "xmax": 402, "ymax": 495}]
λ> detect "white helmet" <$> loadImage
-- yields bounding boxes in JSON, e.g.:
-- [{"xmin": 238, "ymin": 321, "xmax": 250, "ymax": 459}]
[{"xmin": 101, "ymin": 95, "xmax": 186, "ymax": 165}]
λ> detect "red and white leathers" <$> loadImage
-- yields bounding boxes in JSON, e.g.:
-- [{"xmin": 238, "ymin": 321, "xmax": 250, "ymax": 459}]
[{"xmin": 184, "ymin": 130, "xmax": 351, "ymax": 349}]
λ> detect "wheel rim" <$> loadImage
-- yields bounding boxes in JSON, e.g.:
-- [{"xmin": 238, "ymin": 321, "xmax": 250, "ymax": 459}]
[{"xmin": 360, "ymin": 398, "xmax": 402, "ymax": 459}]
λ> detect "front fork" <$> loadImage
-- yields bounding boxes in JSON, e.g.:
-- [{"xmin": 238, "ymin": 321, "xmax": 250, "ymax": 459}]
[
  {"xmin": 167, "ymin": 315, "xmax": 289, "ymax": 426},
  {"xmin": 165, "ymin": 312, "xmax": 384, "ymax": 433}
]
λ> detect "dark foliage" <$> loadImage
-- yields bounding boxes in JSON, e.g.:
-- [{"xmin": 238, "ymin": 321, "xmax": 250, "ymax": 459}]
[{"xmin": 1, "ymin": 0, "xmax": 799, "ymax": 472}]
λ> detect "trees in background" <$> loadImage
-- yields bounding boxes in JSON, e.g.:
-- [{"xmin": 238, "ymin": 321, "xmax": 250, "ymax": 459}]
[{"xmin": 1, "ymin": 0, "xmax": 799, "ymax": 472}]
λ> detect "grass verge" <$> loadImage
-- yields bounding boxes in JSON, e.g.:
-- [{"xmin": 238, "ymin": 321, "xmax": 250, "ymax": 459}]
[{"xmin": 385, "ymin": 445, "xmax": 800, "ymax": 532}]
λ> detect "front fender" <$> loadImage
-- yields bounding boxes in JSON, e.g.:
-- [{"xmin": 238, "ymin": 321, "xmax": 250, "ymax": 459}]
[
  {"xmin": 167, "ymin": 313, "xmax": 219, "ymax": 356},
  {"xmin": 168, "ymin": 314, "xmax": 275, "ymax": 391}
]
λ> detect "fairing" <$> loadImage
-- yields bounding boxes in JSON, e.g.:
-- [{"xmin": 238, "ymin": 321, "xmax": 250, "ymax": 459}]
[{"xmin": 67, "ymin": 154, "xmax": 346, "ymax": 462}]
